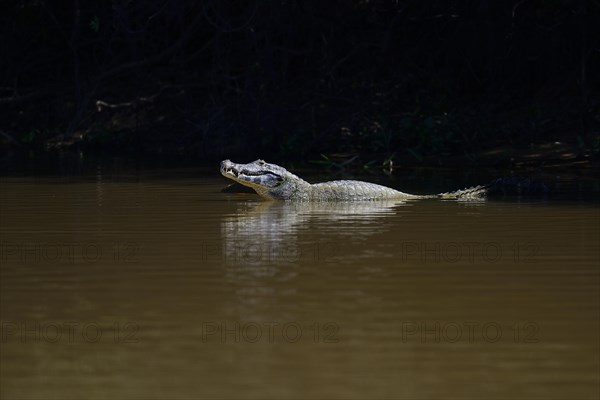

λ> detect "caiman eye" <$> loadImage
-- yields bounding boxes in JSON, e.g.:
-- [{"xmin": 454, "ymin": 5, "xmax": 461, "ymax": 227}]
[{"xmin": 257, "ymin": 159, "xmax": 266, "ymax": 165}]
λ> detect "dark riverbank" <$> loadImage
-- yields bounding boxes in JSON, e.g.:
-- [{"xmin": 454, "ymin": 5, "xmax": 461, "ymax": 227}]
[{"xmin": 1, "ymin": 1, "xmax": 598, "ymax": 169}]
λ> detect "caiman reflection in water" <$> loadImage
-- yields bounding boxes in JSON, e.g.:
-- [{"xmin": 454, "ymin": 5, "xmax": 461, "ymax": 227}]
[
  {"xmin": 221, "ymin": 201, "xmax": 406, "ymax": 269},
  {"xmin": 221, "ymin": 194, "xmax": 487, "ymax": 255},
  {"xmin": 221, "ymin": 199, "xmax": 482, "ymax": 276}
]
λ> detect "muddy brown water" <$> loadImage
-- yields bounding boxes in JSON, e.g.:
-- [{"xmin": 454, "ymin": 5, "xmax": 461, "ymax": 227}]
[{"xmin": 1, "ymin": 168, "xmax": 598, "ymax": 399}]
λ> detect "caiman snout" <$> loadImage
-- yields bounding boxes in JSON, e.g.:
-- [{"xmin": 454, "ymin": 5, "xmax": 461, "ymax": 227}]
[{"xmin": 220, "ymin": 159, "xmax": 238, "ymax": 177}]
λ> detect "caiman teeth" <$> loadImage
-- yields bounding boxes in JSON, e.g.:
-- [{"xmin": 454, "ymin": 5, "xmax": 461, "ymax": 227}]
[{"xmin": 225, "ymin": 168, "xmax": 238, "ymax": 177}]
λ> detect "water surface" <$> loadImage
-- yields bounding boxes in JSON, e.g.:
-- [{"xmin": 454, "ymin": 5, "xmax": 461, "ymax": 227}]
[{"xmin": 1, "ymin": 169, "xmax": 598, "ymax": 399}]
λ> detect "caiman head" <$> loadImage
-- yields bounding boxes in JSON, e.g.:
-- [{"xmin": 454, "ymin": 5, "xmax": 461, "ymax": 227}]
[{"xmin": 220, "ymin": 159, "xmax": 309, "ymax": 200}]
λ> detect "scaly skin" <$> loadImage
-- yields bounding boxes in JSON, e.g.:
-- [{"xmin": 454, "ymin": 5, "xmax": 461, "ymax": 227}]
[
  {"xmin": 309, "ymin": 180, "xmax": 421, "ymax": 201},
  {"xmin": 220, "ymin": 159, "xmax": 487, "ymax": 201}
]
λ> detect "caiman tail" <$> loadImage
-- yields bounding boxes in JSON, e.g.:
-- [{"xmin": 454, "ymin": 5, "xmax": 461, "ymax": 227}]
[
  {"xmin": 435, "ymin": 177, "xmax": 550, "ymax": 200},
  {"xmin": 436, "ymin": 184, "xmax": 489, "ymax": 200}
]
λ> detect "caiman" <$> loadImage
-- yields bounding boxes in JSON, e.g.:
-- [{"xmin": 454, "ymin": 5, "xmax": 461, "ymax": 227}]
[{"xmin": 221, "ymin": 159, "xmax": 488, "ymax": 201}]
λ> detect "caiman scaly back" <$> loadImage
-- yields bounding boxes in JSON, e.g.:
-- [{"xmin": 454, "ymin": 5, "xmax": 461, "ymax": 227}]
[{"xmin": 220, "ymin": 159, "xmax": 487, "ymax": 201}]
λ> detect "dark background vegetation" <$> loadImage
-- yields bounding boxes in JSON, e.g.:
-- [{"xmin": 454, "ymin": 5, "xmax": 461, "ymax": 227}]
[{"xmin": 1, "ymin": 0, "xmax": 598, "ymax": 170}]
